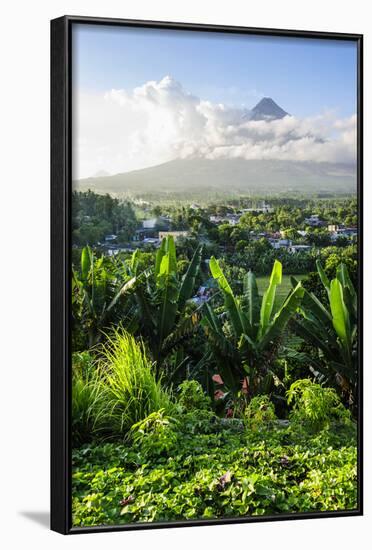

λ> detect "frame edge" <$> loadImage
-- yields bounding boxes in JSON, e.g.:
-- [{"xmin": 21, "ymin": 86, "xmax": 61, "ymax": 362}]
[
  {"xmin": 50, "ymin": 15, "xmax": 363, "ymax": 534},
  {"xmin": 51, "ymin": 15, "xmax": 70, "ymax": 535}
]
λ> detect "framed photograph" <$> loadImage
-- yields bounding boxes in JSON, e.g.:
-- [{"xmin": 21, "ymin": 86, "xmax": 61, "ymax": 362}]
[{"xmin": 51, "ymin": 16, "xmax": 363, "ymax": 534}]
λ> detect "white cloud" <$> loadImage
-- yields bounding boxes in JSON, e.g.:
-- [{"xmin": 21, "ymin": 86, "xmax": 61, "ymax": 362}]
[{"xmin": 72, "ymin": 76, "xmax": 356, "ymax": 179}]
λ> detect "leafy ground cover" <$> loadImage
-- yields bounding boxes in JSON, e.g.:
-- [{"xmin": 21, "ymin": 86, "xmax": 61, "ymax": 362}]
[{"xmin": 72, "ymin": 417, "xmax": 357, "ymax": 526}]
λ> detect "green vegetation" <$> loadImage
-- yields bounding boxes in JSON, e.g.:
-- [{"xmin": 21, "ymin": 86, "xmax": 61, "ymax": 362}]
[
  {"xmin": 243, "ymin": 395, "xmax": 277, "ymax": 430},
  {"xmin": 72, "ymin": 383, "xmax": 356, "ymax": 526},
  {"xmin": 290, "ymin": 261, "xmax": 358, "ymax": 412},
  {"xmin": 203, "ymin": 258, "xmax": 304, "ymax": 394},
  {"xmin": 256, "ymin": 274, "xmax": 305, "ymax": 308},
  {"xmin": 71, "ymin": 190, "xmax": 359, "ymax": 527},
  {"xmin": 72, "ymin": 190, "xmax": 137, "ymax": 246},
  {"xmin": 72, "ymin": 332, "xmax": 173, "ymax": 445},
  {"xmin": 287, "ymin": 379, "xmax": 352, "ymax": 432},
  {"xmin": 73, "ymin": 158, "xmax": 356, "ymax": 199}
]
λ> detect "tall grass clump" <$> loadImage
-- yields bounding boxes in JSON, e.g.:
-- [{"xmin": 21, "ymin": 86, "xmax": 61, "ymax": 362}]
[
  {"xmin": 72, "ymin": 352, "xmax": 101, "ymax": 446},
  {"xmin": 96, "ymin": 330, "xmax": 173, "ymax": 438}
]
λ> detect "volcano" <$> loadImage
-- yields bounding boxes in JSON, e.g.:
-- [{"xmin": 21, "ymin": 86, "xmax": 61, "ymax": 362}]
[{"xmin": 250, "ymin": 97, "xmax": 289, "ymax": 121}]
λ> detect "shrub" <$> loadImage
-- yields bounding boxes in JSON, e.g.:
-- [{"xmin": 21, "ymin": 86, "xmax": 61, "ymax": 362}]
[
  {"xmin": 244, "ymin": 395, "xmax": 277, "ymax": 431},
  {"xmin": 95, "ymin": 330, "xmax": 173, "ymax": 438},
  {"xmin": 177, "ymin": 380, "xmax": 212, "ymax": 411},
  {"xmin": 287, "ymin": 379, "xmax": 351, "ymax": 432},
  {"xmin": 130, "ymin": 409, "xmax": 179, "ymax": 456}
]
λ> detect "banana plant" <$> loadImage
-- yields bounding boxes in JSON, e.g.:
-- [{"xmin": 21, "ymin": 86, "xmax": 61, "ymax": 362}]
[
  {"xmin": 289, "ymin": 260, "xmax": 358, "ymax": 410},
  {"xmin": 131, "ymin": 236, "xmax": 203, "ymax": 372},
  {"xmin": 72, "ymin": 246, "xmax": 137, "ymax": 348},
  {"xmin": 202, "ymin": 258, "xmax": 304, "ymax": 395}
]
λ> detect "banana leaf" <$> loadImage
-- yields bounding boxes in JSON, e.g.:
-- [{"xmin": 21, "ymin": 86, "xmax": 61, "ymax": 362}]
[
  {"xmin": 209, "ymin": 256, "xmax": 245, "ymax": 337},
  {"xmin": 337, "ymin": 263, "xmax": 357, "ymax": 320},
  {"xmin": 157, "ymin": 252, "xmax": 179, "ymax": 345},
  {"xmin": 316, "ymin": 259, "xmax": 331, "ymax": 293},
  {"xmin": 130, "ymin": 248, "xmax": 139, "ymax": 275},
  {"xmin": 161, "ymin": 308, "xmax": 202, "ymax": 356},
  {"xmin": 155, "ymin": 237, "xmax": 167, "ymax": 277},
  {"xmin": 81, "ymin": 246, "xmax": 91, "ymax": 282},
  {"xmin": 330, "ymin": 278, "xmax": 351, "ymax": 365},
  {"xmin": 179, "ymin": 244, "xmax": 203, "ymax": 308},
  {"xmin": 291, "ymin": 274, "xmax": 332, "ymax": 325},
  {"xmin": 258, "ymin": 283, "xmax": 304, "ymax": 351},
  {"xmin": 243, "ymin": 271, "xmax": 260, "ymax": 339},
  {"xmin": 259, "ymin": 259, "xmax": 282, "ymax": 336}
]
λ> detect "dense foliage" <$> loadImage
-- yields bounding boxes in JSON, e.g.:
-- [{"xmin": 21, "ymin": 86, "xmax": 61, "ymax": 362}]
[
  {"xmin": 72, "ymin": 384, "xmax": 356, "ymax": 526},
  {"xmin": 71, "ymin": 191, "xmax": 359, "ymax": 527},
  {"xmin": 72, "ymin": 332, "xmax": 173, "ymax": 446}
]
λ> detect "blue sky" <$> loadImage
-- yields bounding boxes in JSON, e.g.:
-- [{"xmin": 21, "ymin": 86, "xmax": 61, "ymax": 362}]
[
  {"xmin": 72, "ymin": 23, "xmax": 357, "ymax": 178},
  {"xmin": 72, "ymin": 23, "xmax": 357, "ymax": 118}
]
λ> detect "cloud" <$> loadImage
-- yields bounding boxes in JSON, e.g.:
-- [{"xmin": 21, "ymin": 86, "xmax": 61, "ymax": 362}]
[{"xmin": 72, "ymin": 76, "xmax": 356, "ymax": 179}]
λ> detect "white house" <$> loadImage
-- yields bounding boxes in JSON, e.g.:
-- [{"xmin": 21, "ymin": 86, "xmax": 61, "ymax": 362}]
[
  {"xmin": 105, "ymin": 234, "xmax": 117, "ymax": 242},
  {"xmin": 304, "ymin": 214, "xmax": 323, "ymax": 227},
  {"xmin": 289, "ymin": 244, "xmax": 312, "ymax": 254},
  {"xmin": 270, "ymin": 238, "xmax": 292, "ymax": 250}
]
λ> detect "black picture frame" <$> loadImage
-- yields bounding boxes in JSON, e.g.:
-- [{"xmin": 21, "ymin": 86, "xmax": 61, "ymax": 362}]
[{"xmin": 51, "ymin": 15, "xmax": 363, "ymax": 535}]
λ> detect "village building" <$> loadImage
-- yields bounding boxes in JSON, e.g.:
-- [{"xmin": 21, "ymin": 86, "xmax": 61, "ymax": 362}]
[
  {"xmin": 104, "ymin": 234, "xmax": 117, "ymax": 242},
  {"xmin": 158, "ymin": 231, "xmax": 190, "ymax": 241},
  {"xmin": 269, "ymin": 238, "xmax": 292, "ymax": 250},
  {"xmin": 304, "ymin": 214, "xmax": 324, "ymax": 227},
  {"xmin": 289, "ymin": 244, "xmax": 312, "ymax": 254},
  {"xmin": 134, "ymin": 216, "xmax": 171, "ymax": 240}
]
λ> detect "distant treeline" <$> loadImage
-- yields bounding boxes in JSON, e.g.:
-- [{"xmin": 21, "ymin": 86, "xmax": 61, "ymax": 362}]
[{"xmin": 72, "ymin": 190, "xmax": 137, "ymax": 246}]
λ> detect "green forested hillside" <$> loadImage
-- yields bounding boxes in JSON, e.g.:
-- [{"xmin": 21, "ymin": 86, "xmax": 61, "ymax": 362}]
[{"xmin": 74, "ymin": 158, "xmax": 356, "ymax": 200}]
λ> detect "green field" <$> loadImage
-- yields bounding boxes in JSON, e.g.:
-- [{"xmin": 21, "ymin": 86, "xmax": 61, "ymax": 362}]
[{"xmin": 256, "ymin": 274, "xmax": 307, "ymax": 308}]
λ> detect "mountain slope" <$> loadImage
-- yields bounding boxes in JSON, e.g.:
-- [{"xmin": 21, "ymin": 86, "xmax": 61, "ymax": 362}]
[
  {"xmin": 73, "ymin": 158, "xmax": 356, "ymax": 199},
  {"xmin": 250, "ymin": 97, "xmax": 289, "ymax": 120}
]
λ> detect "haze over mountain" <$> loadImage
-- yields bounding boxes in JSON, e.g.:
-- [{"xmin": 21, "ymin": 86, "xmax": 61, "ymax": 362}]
[
  {"xmin": 92, "ymin": 170, "xmax": 111, "ymax": 178},
  {"xmin": 73, "ymin": 90, "xmax": 356, "ymax": 199},
  {"xmin": 74, "ymin": 157, "xmax": 356, "ymax": 199},
  {"xmin": 74, "ymin": 75, "xmax": 357, "ymax": 182}
]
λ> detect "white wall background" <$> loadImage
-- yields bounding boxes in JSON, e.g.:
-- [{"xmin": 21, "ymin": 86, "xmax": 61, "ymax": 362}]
[{"xmin": 1, "ymin": 0, "xmax": 370, "ymax": 547}]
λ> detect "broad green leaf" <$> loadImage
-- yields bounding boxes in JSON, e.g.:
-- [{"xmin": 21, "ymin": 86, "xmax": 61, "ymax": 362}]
[
  {"xmin": 244, "ymin": 271, "xmax": 260, "ymax": 338},
  {"xmin": 161, "ymin": 309, "xmax": 202, "ymax": 355},
  {"xmin": 269, "ymin": 259, "xmax": 282, "ymax": 286},
  {"xmin": 290, "ymin": 275, "xmax": 299, "ymax": 288},
  {"xmin": 330, "ymin": 278, "xmax": 351, "ymax": 362},
  {"xmin": 260, "ymin": 260, "xmax": 282, "ymax": 335},
  {"xmin": 292, "ymin": 317, "xmax": 338, "ymax": 358},
  {"xmin": 107, "ymin": 276, "xmax": 137, "ymax": 311},
  {"xmin": 179, "ymin": 245, "xmax": 202, "ymax": 308},
  {"xmin": 202, "ymin": 302, "xmax": 222, "ymax": 334},
  {"xmin": 81, "ymin": 246, "xmax": 91, "ymax": 282},
  {"xmin": 165, "ymin": 236, "xmax": 177, "ymax": 275},
  {"xmin": 337, "ymin": 263, "xmax": 356, "ymax": 299},
  {"xmin": 157, "ymin": 253, "xmax": 179, "ymax": 346},
  {"xmin": 155, "ymin": 238, "xmax": 167, "ymax": 277},
  {"xmin": 209, "ymin": 256, "xmax": 234, "ymax": 296},
  {"xmin": 301, "ymin": 288, "xmax": 332, "ymax": 325},
  {"xmin": 209, "ymin": 256, "xmax": 244, "ymax": 337},
  {"xmin": 337, "ymin": 263, "xmax": 357, "ymax": 318},
  {"xmin": 130, "ymin": 249, "xmax": 139, "ymax": 275},
  {"xmin": 259, "ymin": 283, "xmax": 304, "ymax": 351},
  {"xmin": 316, "ymin": 260, "xmax": 330, "ymax": 292}
]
